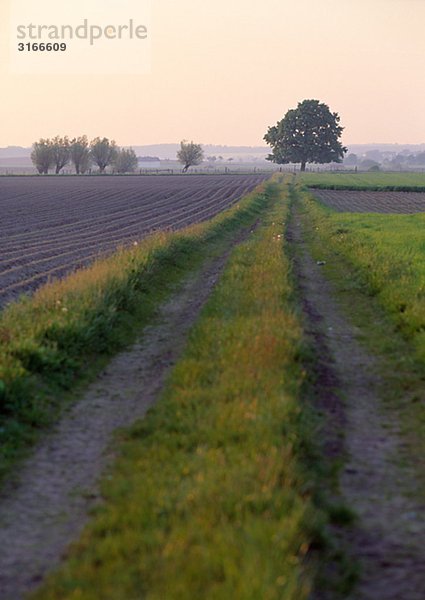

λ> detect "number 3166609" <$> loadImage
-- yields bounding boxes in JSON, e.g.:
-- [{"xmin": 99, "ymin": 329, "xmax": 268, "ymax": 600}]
[{"xmin": 18, "ymin": 42, "xmax": 67, "ymax": 52}]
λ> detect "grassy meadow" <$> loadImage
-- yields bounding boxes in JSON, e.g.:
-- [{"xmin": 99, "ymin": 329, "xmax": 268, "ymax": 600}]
[{"xmin": 299, "ymin": 171, "xmax": 425, "ymax": 191}]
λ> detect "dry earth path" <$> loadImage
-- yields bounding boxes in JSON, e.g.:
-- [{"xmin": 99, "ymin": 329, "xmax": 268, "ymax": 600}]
[
  {"xmin": 288, "ymin": 205, "xmax": 425, "ymax": 599},
  {"xmin": 0, "ymin": 223, "xmax": 257, "ymax": 599}
]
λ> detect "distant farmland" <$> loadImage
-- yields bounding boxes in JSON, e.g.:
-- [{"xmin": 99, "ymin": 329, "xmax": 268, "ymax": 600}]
[
  {"xmin": 0, "ymin": 174, "xmax": 269, "ymax": 308},
  {"xmin": 311, "ymin": 189, "xmax": 425, "ymax": 213}
]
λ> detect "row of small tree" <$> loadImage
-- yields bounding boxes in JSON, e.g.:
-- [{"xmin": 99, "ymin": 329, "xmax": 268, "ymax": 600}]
[
  {"xmin": 31, "ymin": 136, "xmax": 138, "ymax": 175},
  {"xmin": 31, "ymin": 138, "xmax": 205, "ymax": 174},
  {"xmin": 31, "ymin": 101, "xmax": 346, "ymax": 175}
]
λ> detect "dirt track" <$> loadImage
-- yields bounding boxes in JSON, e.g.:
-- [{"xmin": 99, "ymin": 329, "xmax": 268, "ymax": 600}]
[
  {"xmin": 0, "ymin": 174, "xmax": 268, "ymax": 308},
  {"xmin": 0, "ymin": 221, "xmax": 257, "ymax": 600},
  {"xmin": 288, "ymin": 203, "xmax": 425, "ymax": 599}
]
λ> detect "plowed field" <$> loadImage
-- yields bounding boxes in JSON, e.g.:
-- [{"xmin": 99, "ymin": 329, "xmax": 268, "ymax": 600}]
[
  {"xmin": 311, "ymin": 189, "xmax": 425, "ymax": 213},
  {"xmin": 0, "ymin": 174, "xmax": 268, "ymax": 308}
]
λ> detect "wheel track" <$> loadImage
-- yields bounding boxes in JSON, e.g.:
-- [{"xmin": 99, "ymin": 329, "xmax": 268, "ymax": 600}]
[
  {"xmin": 289, "ymin": 201, "xmax": 425, "ymax": 600},
  {"xmin": 0, "ymin": 217, "xmax": 260, "ymax": 600}
]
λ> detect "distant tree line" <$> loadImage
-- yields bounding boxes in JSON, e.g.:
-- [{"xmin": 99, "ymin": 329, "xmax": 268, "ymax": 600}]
[
  {"xmin": 344, "ymin": 150, "xmax": 425, "ymax": 171},
  {"xmin": 31, "ymin": 136, "xmax": 138, "ymax": 175}
]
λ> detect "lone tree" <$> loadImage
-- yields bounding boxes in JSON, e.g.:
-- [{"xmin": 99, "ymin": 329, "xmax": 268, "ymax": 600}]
[
  {"xmin": 50, "ymin": 136, "xmax": 71, "ymax": 174},
  {"xmin": 31, "ymin": 139, "xmax": 54, "ymax": 174},
  {"xmin": 264, "ymin": 99, "xmax": 346, "ymax": 172},
  {"xmin": 70, "ymin": 136, "xmax": 91, "ymax": 174},
  {"xmin": 177, "ymin": 140, "xmax": 204, "ymax": 172},
  {"xmin": 90, "ymin": 137, "xmax": 118, "ymax": 173},
  {"xmin": 113, "ymin": 148, "xmax": 138, "ymax": 174}
]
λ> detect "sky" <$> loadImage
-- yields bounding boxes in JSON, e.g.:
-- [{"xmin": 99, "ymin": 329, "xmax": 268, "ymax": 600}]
[{"xmin": 0, "ymin": 0, "xmax": 425, "ymax": 147}]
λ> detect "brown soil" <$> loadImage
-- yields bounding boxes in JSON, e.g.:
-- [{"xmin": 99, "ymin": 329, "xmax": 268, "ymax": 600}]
[
  {"xmin": 0, "ymin": 174, "xmax": 267, "ymax": 308},
  {"xmin": 288, "ymin": 204, "xmax": 425, "ymax": 599},
  {"xmin": 0, "ymin": 223, "xmax": 256, "ymax": 600},
  {"xmin": 310, "ymin": 189, "xmax": 425, "ymax": 214}
]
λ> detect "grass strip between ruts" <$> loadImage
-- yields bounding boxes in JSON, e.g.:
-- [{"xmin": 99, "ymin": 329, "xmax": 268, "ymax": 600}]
[
  {"xmin": 32, "ymin": 185, "xmax": 320, "ymax": 599},
  {"xmin": 0, "ymin": 180, "xmax": 275, "ymax": 480}
]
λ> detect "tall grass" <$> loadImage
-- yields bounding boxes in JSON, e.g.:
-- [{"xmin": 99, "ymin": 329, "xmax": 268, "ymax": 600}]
[
  {"xmin": 32, "ymin": 188, "xmax": 321, "ymax": 600},
  {"xmin": 0, "ymin": 183, "xmax": 273, "ymax": 478},
  {"xmin": 299, "ymin": 191, "xmax": 425, "ymax": 363}
]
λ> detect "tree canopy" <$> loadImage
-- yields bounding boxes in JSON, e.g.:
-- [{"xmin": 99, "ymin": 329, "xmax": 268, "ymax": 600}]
[
  {"xmin": 264, "ymin": 99, "xmax": 347, "ymax": 171},
  {"xmin": 31, "ymin": 139, "xmax": 54, "ymax": 174},
  {"xmin": 113, "ymin": 148, "xmax": 138, "ymax": 174},
  {"xmin": 177, "ymin": 140, "xmax": 204, "ymax": 172},
  {"xmin": 50, "ymin": 136, "xmax": 71, "ymax": 174},
  {"xmin": 70, "ymin": 136, "xmax": 91, "ymax": 175},
  {"xmin": 90, "ymin": 137, "xmax": 118, "ymax": 173}
]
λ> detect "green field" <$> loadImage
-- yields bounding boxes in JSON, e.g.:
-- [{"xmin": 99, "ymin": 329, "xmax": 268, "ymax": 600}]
[
  {"xmin": 299, "ymin": 171, "xmax": 425, "ymax": 190},
  {"xmin": 300, "ymin": 192, "xmax": 425, "ymax": 361}
]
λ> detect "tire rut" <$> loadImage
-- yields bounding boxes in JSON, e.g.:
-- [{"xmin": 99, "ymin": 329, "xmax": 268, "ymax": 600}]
[{"xmin": 288, "ymin": 203, "xmax": 425, "ymax": 600}]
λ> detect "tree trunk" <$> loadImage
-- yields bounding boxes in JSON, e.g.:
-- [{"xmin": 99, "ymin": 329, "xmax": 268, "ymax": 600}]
[{"xmin": 300, "ymin": 161, "xmax": 306, "ymax": 172}]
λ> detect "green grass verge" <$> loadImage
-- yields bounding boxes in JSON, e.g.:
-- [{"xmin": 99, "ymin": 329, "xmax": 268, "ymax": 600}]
[
  {"xmin": 296, "ymin": 187, "xmax": 425, "ymax": 465},
  {"xmin": 298, "ymin": 171, "xmax": 425, "ymax": 191},
  {"xmin": 32, "ymin": 186, "xmax": 322, "ymax": 600},
  {"xmin": 0, "ymin": 180, "xmax": 273, "ymax": 480}
]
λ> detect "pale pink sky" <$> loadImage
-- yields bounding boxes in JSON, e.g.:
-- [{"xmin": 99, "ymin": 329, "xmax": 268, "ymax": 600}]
[{"xmin": 1, "ymin": 0, "xmax": 425, "ymax": 147}]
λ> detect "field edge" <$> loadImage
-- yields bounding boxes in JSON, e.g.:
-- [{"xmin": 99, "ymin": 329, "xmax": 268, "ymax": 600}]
[{"xmin": 0, "ymin": 178, "xmax": 273, "ymax": 481}]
